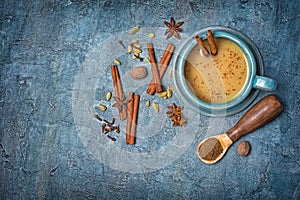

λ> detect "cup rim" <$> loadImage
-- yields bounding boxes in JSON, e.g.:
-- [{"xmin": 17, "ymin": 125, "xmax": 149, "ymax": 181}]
[{"xmin": 173, "ymin": 26, "xmax": 262, "ymax": 116}]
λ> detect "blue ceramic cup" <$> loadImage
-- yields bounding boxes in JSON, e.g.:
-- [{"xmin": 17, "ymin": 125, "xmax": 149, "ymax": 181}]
[{"xmin": 173, "ymin": 26, "xmax": 277, "ymax": 117}]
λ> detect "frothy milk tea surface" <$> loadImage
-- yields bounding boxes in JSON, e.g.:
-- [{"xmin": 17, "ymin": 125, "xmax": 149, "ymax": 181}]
[{"xmin": 184, "ymin": 38, "xmax": 248, "ymax": 104}]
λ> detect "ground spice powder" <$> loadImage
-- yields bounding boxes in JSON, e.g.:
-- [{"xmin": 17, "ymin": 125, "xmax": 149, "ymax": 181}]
[{"xmin": 198, "ymin": 137, "xmax": 223, "ymax": 161}]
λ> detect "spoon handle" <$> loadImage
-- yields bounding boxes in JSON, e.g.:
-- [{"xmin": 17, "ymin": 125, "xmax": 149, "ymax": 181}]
[{"xmin": 227, "ymin": 95, "xmax": 283, "ymax": 142}]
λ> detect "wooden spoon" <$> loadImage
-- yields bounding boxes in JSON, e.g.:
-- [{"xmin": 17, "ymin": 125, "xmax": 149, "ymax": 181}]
[{"xmin": 197, "ymin": 95, "xmax": 284, "ymax": 164}]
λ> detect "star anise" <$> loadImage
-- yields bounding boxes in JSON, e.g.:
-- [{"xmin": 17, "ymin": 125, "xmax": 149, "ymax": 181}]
[
  {"xmin": 166, "ymin": 103, "xmax": 186, "ymax": 127},
  {"xmin": 167, "ymin": 103, "xmax": 183, "ymax": 118},
  {"xmin": 164, "ymin": 17, "xmax": 184, "ymax": 40},
  {"xmin": 112, "ymin": 95, "xmax": 130, "ymax": 113},
  {"xmin": 173, "ymin": 117, "xmax": 187, "ymax": 127}
]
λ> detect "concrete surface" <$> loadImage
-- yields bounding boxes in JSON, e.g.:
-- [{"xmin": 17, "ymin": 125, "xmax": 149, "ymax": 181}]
[{"xmin": 1, "ymin": 0, "xmax": 299, "ymax": 199}]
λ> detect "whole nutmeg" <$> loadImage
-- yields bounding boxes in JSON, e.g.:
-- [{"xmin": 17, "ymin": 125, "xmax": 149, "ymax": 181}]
[
  {"xmin": 130, "ymin": 66, "xmax": 147, "ymax": 80},
  {"xmin": 237, "ymin": 141, "xmax": 251, "ymax": 156}
]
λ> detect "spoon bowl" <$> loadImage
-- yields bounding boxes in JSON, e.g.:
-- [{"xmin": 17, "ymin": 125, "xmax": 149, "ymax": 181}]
[{"xmin": 197, "ymin": 133, "xmax": 233, "ymax": 164}]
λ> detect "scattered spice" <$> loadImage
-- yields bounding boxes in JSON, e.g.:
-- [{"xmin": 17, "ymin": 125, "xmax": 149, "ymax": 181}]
[
  {"xmin": 130, "ymin": 66, "xmax": 148, "ymax": 80},
  {"xmin": 126, "ymin": 92, "xmax": 134, "ymax": 144},
  {"xmin": 157, "ymin": 88, "xmax": 172, "ymax": 99},
  {"xmin": 94, "ymin": 114, "xmax": 103, "ymax": 121},
  {"xmin": 133, "ymin": 49, "xmax": 142, "ymax": 54},
  {"xmin": 99, "ymin": 104, "xmax": 107, "ymax": 111},
  {"xmin": 145, "ymin": 100, "xmax": 150, "ymax": 107},
  {"xmin": 113, "ymin": 58, "xmax": 121, "ymax": 65},
  {"xmin": 126, "ymin": 92, "xmax": 140, "ymax": 145},
  {"xmin": 94, "ymin": 114, "xmax": 121, "ymax": 141},
  {"xmin": 148, "ymin": 33, "xmax": 155, "ymax": 38},
  {"xmin": 133, "ymin": 55, "xmax": 143, "ymax": 61},
  {"xmin": 112, "ymin": 96, "xmax": 130, "ymax": 114},
  {"xmin": 131, "ymin": 39, "xmax": 138, "ymax": 44},
  {"xmin": 106, "ymin": 91, "xmax": 112, "ymax": 101},
  {"xmin": 118, "ymin": 40, "xmax": 126, "ymax": 49},
  {"xmin": 103, "ymin": 118, "xmax": 116, "ymax": 127},
  {"xmin": 157, "ymin": 91, "xmax": 168, "ymax": 98},
  {"xmin": 166, "ymin": 87, "xmax": 172, "ymax": 98},
  {"xmin": 128, "ymin": 40, "xmax": 143, "ymax": 61},
  {"xmin": 111, "ymin": 65, "xmax": 127, "ymax": 120},
  {"xmin": 103, "ymin": 127, "xmax": 111, "ymax": 134},
  {"xmin": 146, "ymin": 43, "xmax": 175, "ymax": 95},
  {"xmin": 101, "ymin": 123, "xmax": 106, "ymax": 133},
  {"xmin": 128, "ymin": 45, "xmax": 133, "ymax": 54},
  {"xmin": 130, "ymin": 26, "xmax": 140, "ymax": 35},
  {"xmin": 172, "ymin": 118, "xmax": 186, "ymax": 127},
  {"xmin": 198, "ymin": 137, "xmax": 223, "ymax": 161},
  {"xmin": 145, "ymin": 57, "xmax": 150, "ymax": 63},
  {"xmin": 100, "ymin": 118, "xmax": 120, "ymax": 134},
  {"xmin": 133, "ymin": 43, "xmax": 141, "ymax": 49},
  {"xmin": 164, "ymin": 17, "xmax": 184, "ymax": 39},
  {"xmin": 152, "ymin": 102, "xmax": 159, "ymax": 112},
  {"xmin": 107, "ymin": 135, "xmax": 116, "ymax": 141},
  {"xmin": 131, "ymin": 94, "xmax": 140, "ymax": 143},
  {"xmin": 166, "ymin": 103, "xmax": 186, "ymax": 127},
  {"xmin": 237, "ymin": 141, "xmax": 251, "ymax": 156},
  {"xmin": 107, "ymin": 125, "xmax": 120, "ymax": 133},
  {"xmin": 147, "ymin": 43, "xmax": 163, "ymax": 93},
  {"xmin": 114, "ymin": 125, "xmax": 120, "ymax": 133}
]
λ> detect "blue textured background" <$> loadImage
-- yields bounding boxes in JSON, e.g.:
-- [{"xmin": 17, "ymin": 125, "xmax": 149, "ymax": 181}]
[{"xmin": 1, "ymin": 0, "xmax": 299, "ymax": 199}]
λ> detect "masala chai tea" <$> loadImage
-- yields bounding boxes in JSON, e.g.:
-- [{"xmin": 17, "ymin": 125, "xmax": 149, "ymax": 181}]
[{"xmin": 184, "ymin": 38, "xmax": 248, "ymax": 104}]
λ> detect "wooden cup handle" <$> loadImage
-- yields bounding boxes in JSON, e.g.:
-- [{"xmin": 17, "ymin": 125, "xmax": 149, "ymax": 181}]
[{"xmin": 226, "ymin": 95, "xmax": 283, "ymax": 142}]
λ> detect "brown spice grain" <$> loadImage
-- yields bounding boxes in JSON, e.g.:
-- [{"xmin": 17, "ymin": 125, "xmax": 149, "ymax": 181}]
[{"xmin": 237, "ymin": 141, "xmax": 251, "ymax": 156}]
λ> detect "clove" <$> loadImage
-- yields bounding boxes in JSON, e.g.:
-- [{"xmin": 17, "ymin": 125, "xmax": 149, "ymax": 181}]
[
  {"xmin": 104, "ymin": 118, "xmax": 116, "ymax": 127},
  {"xmin": 118, "ymin": 40, "xmax": 126, "ymax": 49},
  {"xmin": 107, "ymin": 135, "xmax": 116, "ymax": 141},
  {"xmin": 101, "ymin": 123, "xmax": 106, "ymax": 133},
  {"xmin": 94, "ymin": 114, "xmax": 103, "ymax": 121}
]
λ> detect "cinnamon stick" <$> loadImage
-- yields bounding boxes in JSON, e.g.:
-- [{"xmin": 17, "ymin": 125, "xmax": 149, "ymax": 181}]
[
  {"xmin": 111, "ymin": 65, "xmax": 119, "ymax": 96},
  {"xmin": 159, "ymin": 44, "xmax": 175, "ymax": 77},
  {"xmin": 147, "ymin": 43, "xmax": 163, "ymax": 94},
  {"xmin": 146, "ymin": 45, "xmax": 169, "ymax": 95},
  {"xmin": 126, "ymin": 93, "xmax": 140, "ymax": 145},
  {"xmin": 130, "ymin": 94, "xmax": 140, "ymax": 144},
  {"xmin": 195, "ymin": 35, "xmax": 209, "ymax": 56},
  {"xmin": 126, "ymin": 92, "xmax": 134, "ymax": 144},
  {"xmin": 147, "ymin": 43, "xmax": 175, "ymax": 95},
  {"xmin": 206, "ymin": 29, "xmax": 218, "ymax": 56},
  {"xmin": 157, "ymin": 44, "xmax": 172, "ymax": 72},
  {"xmin": 111, "ymin": 65, "xmax": 127, "ymax": 120}
]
